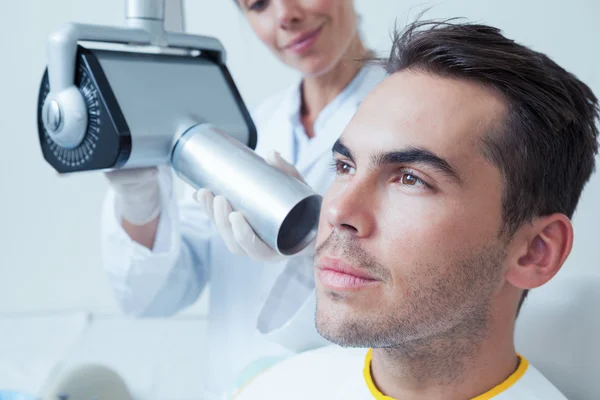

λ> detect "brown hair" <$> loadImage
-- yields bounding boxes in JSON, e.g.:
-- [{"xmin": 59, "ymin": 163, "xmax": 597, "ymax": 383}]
[{"xmin": 379, "ymin": 18, "xmax": 599, "ymax": 311}]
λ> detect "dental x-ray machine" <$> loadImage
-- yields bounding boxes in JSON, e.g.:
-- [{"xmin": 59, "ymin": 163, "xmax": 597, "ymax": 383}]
[{"xmin": 36, "ymin": 0, "xmax": 321, "ymax": 256}]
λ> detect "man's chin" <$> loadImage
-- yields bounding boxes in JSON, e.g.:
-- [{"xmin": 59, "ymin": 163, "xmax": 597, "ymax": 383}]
[{"xmin": 315, "ymin": 307, "xmax": 375, "ymax": 348}]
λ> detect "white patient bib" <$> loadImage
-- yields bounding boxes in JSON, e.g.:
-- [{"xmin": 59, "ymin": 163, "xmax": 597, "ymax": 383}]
[{"xmin": 233, "ymin": 346, "xmax": 568, "ymax": 400}]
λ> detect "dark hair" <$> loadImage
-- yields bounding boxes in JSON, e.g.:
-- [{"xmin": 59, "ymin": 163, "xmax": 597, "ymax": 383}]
[{"xmin": 379, "ymin": 18, "xmax": 599, "ymax": 311}]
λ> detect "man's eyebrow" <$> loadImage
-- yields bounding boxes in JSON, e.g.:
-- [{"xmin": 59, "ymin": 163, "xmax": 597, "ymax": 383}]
[
  {"xmin": 332, "ymin": 139, "xmax": 354, "ymax": 162},
  {"xmin": 373, "ymin": 147, "xmax": 463, "ymax": 185}
]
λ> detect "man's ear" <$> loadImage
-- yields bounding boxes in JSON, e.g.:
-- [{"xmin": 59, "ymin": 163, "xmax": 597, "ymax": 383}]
[{"xmin": 505, "ymin": 214, "xmax": 574, "ymax": 290}]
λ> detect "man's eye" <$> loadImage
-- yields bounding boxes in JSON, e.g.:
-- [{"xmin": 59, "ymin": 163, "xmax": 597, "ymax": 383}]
[
  {"xmin": 397, "ymin": 172, "xmax": 430, "ymax": 189},
  {"xmin": 331, "ymin": 160, "xmax": 356, "ymax": 175},
  {"xmin": 401, "ymin": 173, "xmax": 419, "ymax": 185}
]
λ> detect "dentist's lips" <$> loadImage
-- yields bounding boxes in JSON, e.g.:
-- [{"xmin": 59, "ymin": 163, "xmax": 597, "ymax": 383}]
[
  {"xmin": 284, "ymin": 25, "xmax": 324, "ymax": 54},
  {"xmin": 317, "ymin": 257, "xmax": 380, "ymax": 291}
]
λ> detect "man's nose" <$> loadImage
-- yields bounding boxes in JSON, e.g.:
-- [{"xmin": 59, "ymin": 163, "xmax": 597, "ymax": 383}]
[{"xmin": 325, "ymin": 179, "xmax": 376, "ymax": 238}]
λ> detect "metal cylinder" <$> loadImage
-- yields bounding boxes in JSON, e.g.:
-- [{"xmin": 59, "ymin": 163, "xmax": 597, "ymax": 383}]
[
  {"xmin": 125, "ymin": 0, "xmax": 164, "ymax": 20},
  {"xmin": 171, "ymin": 123, "xmax": 322, "ymax": 256}
]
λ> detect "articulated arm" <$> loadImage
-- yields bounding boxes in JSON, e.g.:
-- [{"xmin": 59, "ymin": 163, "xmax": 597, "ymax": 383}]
[{"xmin": 41, "ymin": 0, "xmax": 226, "ymax": 150}]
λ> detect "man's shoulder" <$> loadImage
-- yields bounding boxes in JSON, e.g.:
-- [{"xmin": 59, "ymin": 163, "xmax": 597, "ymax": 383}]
[
  {"xmin": 233, "ymin": 346, "xmax": 369, "ymax": 400},
  {"xmin": 492, "ymin": 360, "xmax": 568, "ymax": 400}
]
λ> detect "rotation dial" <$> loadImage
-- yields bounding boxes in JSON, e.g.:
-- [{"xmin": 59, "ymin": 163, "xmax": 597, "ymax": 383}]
[
  {"xmin": 36, "ymin": 46, "xmax": 131, "ymax": 173},
  {"xmin": 39, "ymin": 63, "xmax": 100, "ymax": 168}
]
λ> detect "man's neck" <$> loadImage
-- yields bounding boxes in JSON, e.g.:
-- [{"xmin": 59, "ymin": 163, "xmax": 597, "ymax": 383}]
[{"xmin": 370, "ymin": 311, "xmax": 518, "ymax": 400}]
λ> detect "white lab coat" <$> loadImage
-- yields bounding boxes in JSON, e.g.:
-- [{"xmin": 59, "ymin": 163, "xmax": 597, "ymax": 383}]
[
  {"xmin": 234, "ymin": 346, "xmax": 568, "ymax": 400},
  {"xmin": 100, "ymin": 64, "xmax": 388, "ymax": 399}
]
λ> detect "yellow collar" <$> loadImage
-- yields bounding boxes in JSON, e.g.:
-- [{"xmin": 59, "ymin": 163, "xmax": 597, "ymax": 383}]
[{"xmin": 363, "ymin": 348, "xmax": 529, "ymax": 399}]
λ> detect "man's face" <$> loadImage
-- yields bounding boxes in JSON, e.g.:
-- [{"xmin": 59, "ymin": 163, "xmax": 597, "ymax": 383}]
[{"xmin": 315, "ymin": 70, "xmax": 510, "ymax": 347}]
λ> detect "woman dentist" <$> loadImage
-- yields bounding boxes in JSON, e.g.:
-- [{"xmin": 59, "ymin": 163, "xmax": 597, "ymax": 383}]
[{"xmin": 101, "ymin": 0, "xmax": 387, "ymax": 398}]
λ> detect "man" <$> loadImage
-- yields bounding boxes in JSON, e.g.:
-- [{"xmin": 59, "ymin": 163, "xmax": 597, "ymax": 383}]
[{"xmin": 233, "ymin": 18, "xmax": 599, "ymax": 400}]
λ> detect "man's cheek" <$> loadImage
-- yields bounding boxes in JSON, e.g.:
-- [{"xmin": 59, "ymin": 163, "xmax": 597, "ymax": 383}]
[
  {"xmin": 430, "ymin": 206, "xmax": 497, "ymax": 250},
  {"xmin": 379, "ymin": 202, "xmax": 443, "ymax": 241},
  {"xmin": 378, "ymin": 211, "xmax": 460, "ymax": 267},
  {"xmin": 394, "ymin": 199, "xmax": 482, "ymax": 248}
]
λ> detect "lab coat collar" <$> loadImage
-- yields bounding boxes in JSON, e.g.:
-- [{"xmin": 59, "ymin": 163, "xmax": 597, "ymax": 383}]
[{"xmin": 287, "ymin": 65, "xmax": 387, "ymax": 174}]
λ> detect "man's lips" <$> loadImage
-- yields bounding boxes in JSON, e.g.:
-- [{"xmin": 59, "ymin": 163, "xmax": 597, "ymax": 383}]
[{"xmin": 317, "ymin": 257, "xmax": 380, "ymax": 291}]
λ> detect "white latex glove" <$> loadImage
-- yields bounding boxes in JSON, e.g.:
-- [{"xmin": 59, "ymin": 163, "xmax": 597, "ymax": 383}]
[
  {"xmin": 194, "ymin": 150, "xmax": 310, "ymax": 262},
  {"xmin": 104, "ymin": 167, "xmax": 161, "ymax": 225}
]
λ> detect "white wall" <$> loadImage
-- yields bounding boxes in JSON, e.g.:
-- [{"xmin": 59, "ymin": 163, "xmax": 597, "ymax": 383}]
[{"xmin": 0, "ymin": 0, "xmax": 598, "ymax": 315}]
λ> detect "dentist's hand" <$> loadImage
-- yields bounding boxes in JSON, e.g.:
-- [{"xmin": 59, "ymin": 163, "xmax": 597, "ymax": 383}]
[
  {"xmin": 105, "ymin": 167, "xmax": 161, "ymax": 226},
  {"xmin": 194, "ymin": 151, "xmax": 310, "ymax": 262}
]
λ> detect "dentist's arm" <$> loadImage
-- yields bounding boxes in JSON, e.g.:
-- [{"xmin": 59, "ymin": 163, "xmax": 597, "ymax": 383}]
[{"xmin": 101, "ymin": 165, "xmax": 212, "ymax": 317}]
